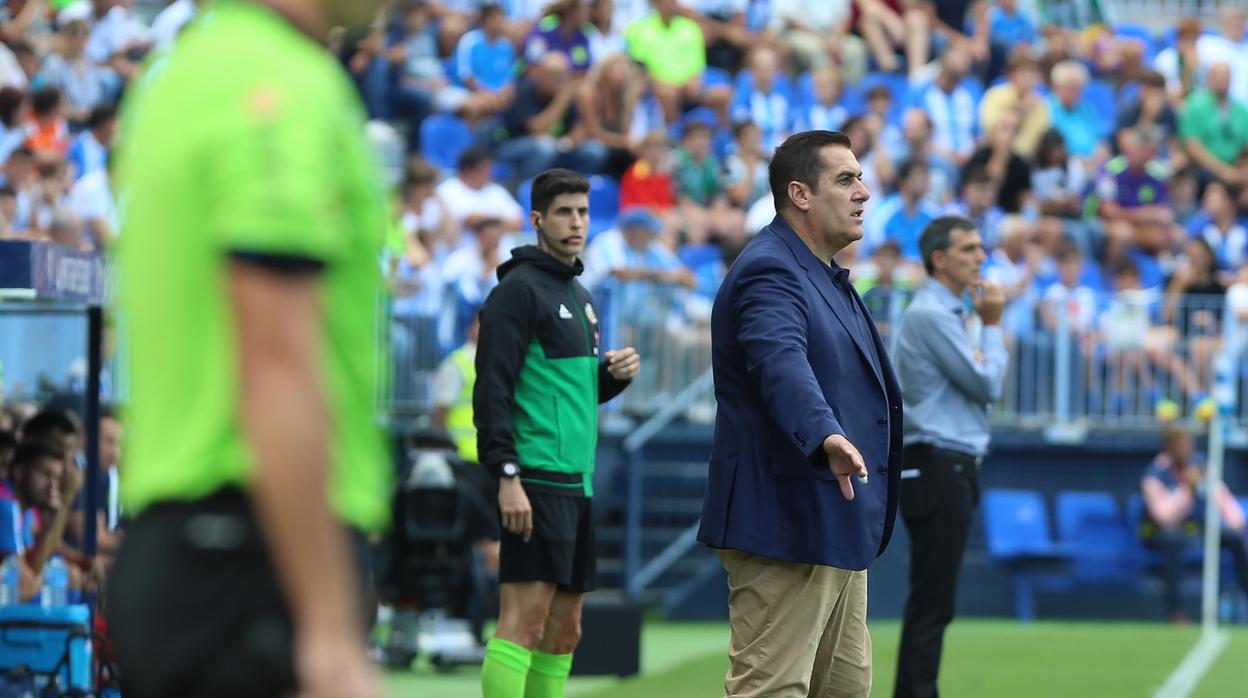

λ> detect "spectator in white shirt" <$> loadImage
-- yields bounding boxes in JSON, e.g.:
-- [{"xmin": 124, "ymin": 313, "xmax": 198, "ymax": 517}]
[
  {"xmin": 916, "ymin": 51, "xmax": 978, "ymax": 166},
  {"xmin": 434, "ymin": 146, "xmax": 526, "ymax": 238}
]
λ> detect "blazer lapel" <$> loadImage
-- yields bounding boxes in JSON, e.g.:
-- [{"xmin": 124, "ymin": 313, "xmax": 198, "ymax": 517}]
[{"xmin": 767, "ymin": 218, "xmax": 887, "ymax": 391}]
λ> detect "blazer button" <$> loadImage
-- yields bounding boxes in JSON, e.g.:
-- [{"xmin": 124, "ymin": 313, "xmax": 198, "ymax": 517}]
[
  {"xmin": 878, "ymin": 418, "xmax": 887, "ymax": 427},
  {"xmin": 878, "ymin": 466, "xmax": 888, "ymax": 475}
]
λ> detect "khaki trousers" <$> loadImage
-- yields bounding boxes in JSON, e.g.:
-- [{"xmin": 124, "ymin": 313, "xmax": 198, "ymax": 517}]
[{"xmin": 719, "ymin": 549, "xmax": 871, "ymax": 698}]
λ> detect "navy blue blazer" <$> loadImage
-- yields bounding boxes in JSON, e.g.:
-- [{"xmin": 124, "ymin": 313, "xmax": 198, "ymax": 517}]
[{"xmin": 697, "ymin": 217, "xmax": 904, "ymax": 570}]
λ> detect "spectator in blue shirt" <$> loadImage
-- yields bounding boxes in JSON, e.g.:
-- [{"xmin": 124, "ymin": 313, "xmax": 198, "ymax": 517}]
[
  {"xmin": 946, "ymin": 167, "xmax": 1006, "ymax": 249},
  {"xmin": 66, "ymin": 104, "xmax": 113, "ymax": 182},
  {"xmin": 795, "ymin": 67, "xmax": 849, "ymax": 133},
  {"xmin": 1047, "ymin": 60, "xmax": 1108, "ymax": 163},
  {"xmin": 914, "ymin": 51, "xmax": 978, "ymax": 165},
  {"xmin": 455, "ymin": 4, "xmax": 518, "ymax": 115},
  {"xmin": 864, "ymin": 158, "xmax": 943, "ymax": 260},
  {"xmin": 729, "ymin": 46, "xmax": 792, "ymax": 152},
  {"xmin": 1188, "ymin": 180, "xmax": 1248, "ymax": 274}
]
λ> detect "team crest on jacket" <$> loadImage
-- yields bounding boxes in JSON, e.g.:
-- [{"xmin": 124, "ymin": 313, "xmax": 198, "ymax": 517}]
[
  {"xmin": 558, "ymin": 304, "xmax": 573, "ymax": 319},
  {"xmin": 584, "ymin": 303, "xmax": 598, "ymax": 325}
]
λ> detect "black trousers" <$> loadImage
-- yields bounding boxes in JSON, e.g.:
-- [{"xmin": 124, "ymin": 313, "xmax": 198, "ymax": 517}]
[
  {"xmin": 894, "ymin": 444, "xmax": 981, "ymax": 698},
  {"xmin": 108, "ymin": 489, "xmax": 372, "ymax": 698}
]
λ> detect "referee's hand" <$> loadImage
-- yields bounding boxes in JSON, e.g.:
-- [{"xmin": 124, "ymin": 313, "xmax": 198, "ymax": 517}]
[
  {"xmin": 823, "ymin": 434, "xmax": 868, "ymax": 501},
  {"xmin": 499, "ymin": 477, "xmax": 533, "ymax": 542}
]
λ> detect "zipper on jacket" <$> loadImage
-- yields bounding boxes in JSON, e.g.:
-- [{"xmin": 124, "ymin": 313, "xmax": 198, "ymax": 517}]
[{"xmin": 567, "ymin": 283, "xmax": 593, "ymax": 355}]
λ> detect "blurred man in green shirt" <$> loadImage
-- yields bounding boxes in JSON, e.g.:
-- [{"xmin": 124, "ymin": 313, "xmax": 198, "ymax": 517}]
[{"xmin": 108, "ymin": 2, "xmax": 388, "ymax": 697}]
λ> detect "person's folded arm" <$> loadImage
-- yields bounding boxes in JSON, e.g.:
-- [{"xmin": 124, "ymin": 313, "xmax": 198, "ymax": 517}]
[
  {"xmin": 1143, "ymin": 474, "xmax": 1193, "ymax": 529},
  {"xmin": 910, "ymin": 308, "xmax": 1006, "ymax": 404},
  {"xmin": 733, "ymin": 257, "xmax": 843, "ymax": 459}
]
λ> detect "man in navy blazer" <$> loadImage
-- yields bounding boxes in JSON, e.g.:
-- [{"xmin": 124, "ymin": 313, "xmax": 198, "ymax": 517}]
[{"xmin": 698, "ymin": 130, "xmax": 903, "ymax": 698}]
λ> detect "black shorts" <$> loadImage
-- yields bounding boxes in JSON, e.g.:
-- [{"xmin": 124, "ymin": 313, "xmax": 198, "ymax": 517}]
[
  {"xmin": 107, "ymin": 489, "xmax": 371, "ymax": 698},
  {"xmin": 499, "ymin": 492, "xmax": 596, "ymax": 593}
]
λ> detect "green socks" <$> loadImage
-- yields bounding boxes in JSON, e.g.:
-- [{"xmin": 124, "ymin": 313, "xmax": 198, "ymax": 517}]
[
  {"xmin": 482, "ymin": 638, "xmax": 532, "ymax": 698},
  {"xmin": 524, "ymin": 650, "xmax": 574, "ymax": 698},
  {"xmin": 481, "ymin": 638, "xmax": 574, "ymax": 698}
]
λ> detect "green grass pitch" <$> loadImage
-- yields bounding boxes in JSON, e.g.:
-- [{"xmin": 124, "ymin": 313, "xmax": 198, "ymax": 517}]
[{"xmin": 384, "ymin": 619, "xmax": 1248, "ymax": 697}]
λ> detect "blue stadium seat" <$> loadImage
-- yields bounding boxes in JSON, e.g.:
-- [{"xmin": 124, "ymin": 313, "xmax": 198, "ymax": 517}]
[
  {"xmin": 984, "ymin": 489, "xmax": 1066, "ymax": 560},
  {"xmin": 419, "ymin": 114, "xmax": 475, "ymax": 172},
  {"xmin": 795, "ymin": 71, "xmax": 816, "ymax": 110},
  {"xmin": 1056, "ymin": 491, "xmax": 1140, "ymax": 585},
  {"xmin": 983, "ymin": 489, "xmax": 1075, "ymax": 620},
  {"xmin": 588, "ymin": 175, "xmax": 621, "ymax": 237},
  {"xmin": 683, "ymin": 106, "xmax": 720, "ymax": 130},
  {"xmin": 678, "ymin": 243, "xmax": 723, "ymax": 271},
  {"xmin": 847, "ymin": 71, "xmax": 910, "ymax": 120}
]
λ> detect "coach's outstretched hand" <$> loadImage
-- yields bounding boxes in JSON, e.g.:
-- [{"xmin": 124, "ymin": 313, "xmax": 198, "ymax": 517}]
[
  {"xmin": 823, "ymin": 434, "xmax": 868, "ymax": 501},
  {"xmin": 605, "ymin": 347, "xmax": 641, "ymax": 381},
  {"xmin": 499, "ymin": 477, "xmax": 533, "ymax": 542}
]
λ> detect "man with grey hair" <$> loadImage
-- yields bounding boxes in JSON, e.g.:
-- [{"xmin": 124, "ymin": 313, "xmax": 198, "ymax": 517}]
[
  {"xmin": 892, "ymin": 216, "xmax": 1007, "ymax": 698},
  {"xmin": 1047, "ymin": 60, "xmax": 1106, "ymax": 162}
]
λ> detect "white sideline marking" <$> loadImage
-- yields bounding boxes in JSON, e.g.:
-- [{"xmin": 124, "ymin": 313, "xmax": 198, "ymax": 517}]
[{"xmin": 1153, "ymin": 630, "xmax": 1230, "ymax": 698}]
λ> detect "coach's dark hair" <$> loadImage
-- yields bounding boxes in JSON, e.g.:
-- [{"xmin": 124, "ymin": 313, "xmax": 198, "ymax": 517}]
[
  {"xmin": 919, "ymin": 215, "xmax": 977, "ymax": 275},
  {"xmin": 769, "ymin": 130, "xmax": 852, "ymax": 213},
  {"xmin": 530, "ymin": 168, "xmax": 589, "ymax": 216}
]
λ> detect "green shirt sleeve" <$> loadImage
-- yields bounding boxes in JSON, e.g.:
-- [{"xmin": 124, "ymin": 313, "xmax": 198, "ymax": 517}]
[
  {"xmin": 1178, "ymin": 96, "xmax": 1199, "ymax": 141},
  {"xmin": 209, "ymin": 77, "xmax": 346, "ymax": 265}
]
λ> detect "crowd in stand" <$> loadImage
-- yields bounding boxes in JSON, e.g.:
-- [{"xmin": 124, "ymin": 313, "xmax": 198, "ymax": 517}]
[
  {"xmin": 0, "ymin": 1, "xmax": 1242, "ymax": 417},
  {"xmin": 367, "ymin": 1, "xmax": 1248, "ymax": 417}
]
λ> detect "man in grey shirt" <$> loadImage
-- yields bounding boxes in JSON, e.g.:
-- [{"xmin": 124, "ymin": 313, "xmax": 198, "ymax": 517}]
[{"xmin": 892, "ymin": 216, "xmax": 1007, "ymax": 698}]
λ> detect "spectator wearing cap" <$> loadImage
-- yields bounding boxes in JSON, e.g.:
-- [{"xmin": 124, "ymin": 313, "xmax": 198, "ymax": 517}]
[
  {"xmin": 768, "ymin": 0, "xmax": 866, "ymax": 82},
  {"xmin": 915, "ymin": 51, "xmax": 978, "ymax": 166},
  {"xmin": 1048, "ymin": 60, "xmax": 1109, "ymax": 165},
  {"xmin": 83, "ymin": 0, "xmax": 151, "ymax": 80},
  {"xmin": 497, "ymin": 52, "xmax": 609, "ymax": 182},
  {"xmin": 729, "ymin": 46, "xmax": 792, "ymax": 153},
  {"xmin": 1116, "ymin": 69, "xmax": 1179, "ymax": 154},
  {"xmin": 625, "ymin": 0, "xmax": 731, "ymax": 124},
  {"xmin": 1180, "ymin": 62, "xmax": 1248, "ymax": 188},
  {"xmin": 865, "ymin": 159, "xmax": 943, "ymax": 261},
  {"xmin": 436, "ymin": 147, "xmax": 526, "ymax": 236},
  {"xmin": 979, "ymin": 54, "xmax": 1050, "ymax": 159}
]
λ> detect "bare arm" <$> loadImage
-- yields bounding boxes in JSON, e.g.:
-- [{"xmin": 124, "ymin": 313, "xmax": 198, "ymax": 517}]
[
  {"xmin": 526, "ymin": 82, "xmax": 579, "ymax": 137},
  {"xmin": 229, "ymin": 262, "xmax": 369, "ymax": 658},
  {"xmin": 1185, "ymin": 138, "xmax": 1241, "ymax": 184}
]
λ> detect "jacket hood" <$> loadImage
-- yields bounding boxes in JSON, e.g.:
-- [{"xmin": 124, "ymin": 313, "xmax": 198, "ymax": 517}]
[{"xmin": 497, "ymin": 245, "xmax": 584, "ymax": 281}]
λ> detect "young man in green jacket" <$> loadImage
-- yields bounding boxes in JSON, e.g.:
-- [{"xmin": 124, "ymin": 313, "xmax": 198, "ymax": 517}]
[{"xmin": 475, "ymin": 169, "xmax": 641, "ymax": 698}]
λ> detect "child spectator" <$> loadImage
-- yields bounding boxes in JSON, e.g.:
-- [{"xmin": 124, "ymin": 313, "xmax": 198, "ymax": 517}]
[
  {"xmin": 672, "ymin": 121, "xmax": 741, "ymax": 243},
  {"xmin": 723, "ymin": 121, "xmax": 769, "ymax": 209},
  {"xmin": 620, "ymin": 130, "xmax": 676, "ymax": 214},
  {"xmin": 24, "ymin": 87, "xmax": 68, "ymax": 161}
]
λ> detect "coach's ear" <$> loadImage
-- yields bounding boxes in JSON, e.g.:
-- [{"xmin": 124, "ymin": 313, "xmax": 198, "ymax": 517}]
[
  {"xmin": 787, "ymin": 180, "xmax": 812, "ymax": 212},
  {"xmin": 530, "ymin": 209, "xmax": 542, "ymax": 231}
]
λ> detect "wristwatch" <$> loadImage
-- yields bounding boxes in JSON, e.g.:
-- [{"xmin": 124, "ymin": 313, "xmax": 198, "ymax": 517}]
[{"xmin": 500, "ymin": 462, "xmax": 521, "ymax": 478}]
